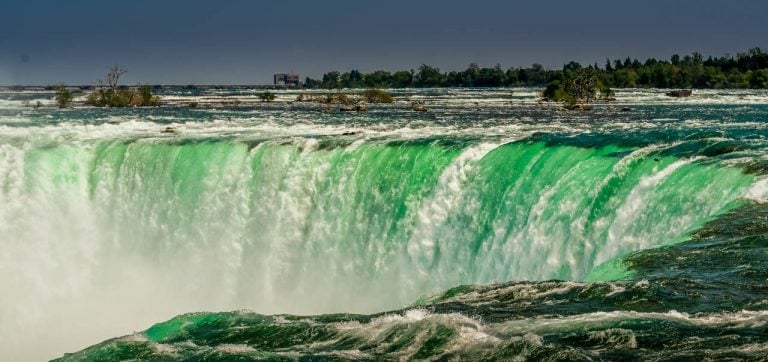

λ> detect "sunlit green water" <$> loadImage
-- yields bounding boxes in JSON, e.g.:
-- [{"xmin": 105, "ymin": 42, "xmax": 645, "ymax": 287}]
[{"xmin": 2, "ymin": 87, "xmax": 768, "ymax": 360}]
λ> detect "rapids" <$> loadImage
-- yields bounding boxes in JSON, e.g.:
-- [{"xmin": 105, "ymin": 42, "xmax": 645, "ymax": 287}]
[{"xmin": 2, "ymin": 87, "xmax": 768, "ymax": 360}]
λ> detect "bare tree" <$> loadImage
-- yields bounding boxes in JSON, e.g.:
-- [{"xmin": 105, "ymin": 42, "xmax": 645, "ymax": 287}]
[{"xmin": 98, "ymin": 66, "xmax": 127, "ymax": 92}]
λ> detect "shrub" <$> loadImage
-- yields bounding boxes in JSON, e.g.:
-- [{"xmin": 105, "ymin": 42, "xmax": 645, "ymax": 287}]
[
  {"xmin": 542, "ymin": 80, "xmax": 570, "ymax": 102},
  {"xmin": 333, "ymin": 90, "xmax": 351, "ymax": 105},
  {"xmin": 362, "ymin": 88, "xmax": 394, "ymax": 103},
  {"xmin": 54, "ymin": 84, "xmax": 73, "ymax": 108},
  {"xmin": 543, "ymin": 69, "xmax": 614, "ymax": 107},
  {"xmin": 85, "ymin": 67, "xmax": 160, "ymax": 107},
  {"xmin": 86, "ymin": 86, "xmax": 159, "ymax": 107},
  {"xmin": 258, "ymin": 91, "xmax": 276, "ymax": 102},
  {"xmin": 138, "ymin": 85, "xmax": 160, "ymax": 106}
]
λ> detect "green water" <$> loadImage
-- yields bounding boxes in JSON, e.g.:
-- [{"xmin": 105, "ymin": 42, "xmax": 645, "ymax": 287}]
[
  {"xmin": 7, "ymin": 139, "xmax": 753, "ymax": 318},
  {"xmin": 4, "ymin": 88, "xmax": 768, "ymax": 360}
]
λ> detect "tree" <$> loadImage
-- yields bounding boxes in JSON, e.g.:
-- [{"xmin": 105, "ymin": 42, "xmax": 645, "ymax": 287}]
[
  {"xmin": 303, "ymin": 48, "xmax": 768, "ymax": 90},
  {"xmin": 414, "ymin": 64, "xmax": 445, "ymax": 87},
  {"xmin": 563, "ymin": 61, "xmax": 582, "ymax": 71},
  {"xmin": 750, "ymin": 69, "xmax": 768, "ymax": 88},
  {"xmin": 543, "ymin": 68, "xmax": 612, "ymax": 109},
  {"xmin": 364, "ymin": 71, "xmax": 393, "ymax": 88},
  {"xmin": 347, "ymin": 69, "xmax": 363, "ymax": 87},
  {"xmin": 86, "ymin": 66, "xmax": 160, "ymax": 107},
  {"xmin": 322, "ymin": 71, "xmax": 341, "ymax": 89},
  {"xmin": 521, "ymin": 64, "xmax": 550, "ymax": 84},
  {"xmin": 391, "ymin": 71, "xmax": 413, "ymax": 88},
  {"xmin": 304, "ymin": 77, "xmax": 322, "ymax": 88},
  {"xmin": 474, "ymin": 65, "xmax": 506, "ymax": 87},
  {"xmin": 88, "ymin": 66, "xmax": 128, "ymax": 107},
  {"xmin": 54, "ymin": 84, "xmax": 73, "ymax": 108},
  {"xmin": 100, "ymin": 66, "xmax": 127, "ymax": 92},
  {"xmin": 564, "ymin": 68, "xmax": 599, "ymax": 103},
  {"xmin": 505, "ymin": 68, "xmax": 520, "ymax": 85}
]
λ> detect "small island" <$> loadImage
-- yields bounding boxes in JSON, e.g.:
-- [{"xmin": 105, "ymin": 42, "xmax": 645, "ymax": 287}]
[{"xmin": 54, "ymin": 66, "xmax": 160, "ymax": 108}]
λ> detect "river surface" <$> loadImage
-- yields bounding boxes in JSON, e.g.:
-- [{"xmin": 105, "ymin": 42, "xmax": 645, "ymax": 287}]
[{"xmin": 2, "ymin": 87, "xmax": 768, "ymax": 360}]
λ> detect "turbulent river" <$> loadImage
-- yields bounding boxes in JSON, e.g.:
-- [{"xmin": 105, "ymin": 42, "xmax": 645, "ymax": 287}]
[{"xmin": 2, "ymin": 87, "xmax": 768, "ymax": 360}]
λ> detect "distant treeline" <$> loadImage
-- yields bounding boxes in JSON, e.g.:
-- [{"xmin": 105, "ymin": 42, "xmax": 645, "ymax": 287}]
[{"xmin": 304, "ymin": 48, "xmax": 768, "ymax": 89}]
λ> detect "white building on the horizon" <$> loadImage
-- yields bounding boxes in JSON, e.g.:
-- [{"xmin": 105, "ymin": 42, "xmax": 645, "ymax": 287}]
[{"xmin": 274, "ymin": 73, "xmax": 300, "ymax": 86}]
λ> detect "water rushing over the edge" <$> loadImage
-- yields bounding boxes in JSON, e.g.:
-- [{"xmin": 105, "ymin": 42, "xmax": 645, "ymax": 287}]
[{"xmin": 2, "ymin": 87, "xmax": 768, "ymax": 360}]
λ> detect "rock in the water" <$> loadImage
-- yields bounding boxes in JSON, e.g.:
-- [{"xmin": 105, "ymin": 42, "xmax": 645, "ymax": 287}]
[
  {"xmin": 665, "ymin": 89, "xmax": 692, "ymax": 97},
  {"xmin": 161, "ymin": 126, "xmax": 178, "ymax": 134}
]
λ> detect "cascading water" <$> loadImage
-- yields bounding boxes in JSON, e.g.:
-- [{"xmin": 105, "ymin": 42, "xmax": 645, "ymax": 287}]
[
  {"xmin": 3, "ymin": 88, "xmax": 768, "ymax": 360},
  {"xmin": 0, "ymin": 138, "xmax": 755, "ymax": 359}
]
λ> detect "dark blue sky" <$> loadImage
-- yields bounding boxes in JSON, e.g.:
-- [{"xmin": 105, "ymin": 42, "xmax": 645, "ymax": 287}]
[{"xmin": 1, "ymin": 0, "xmax": 766, "ymax": 85}]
